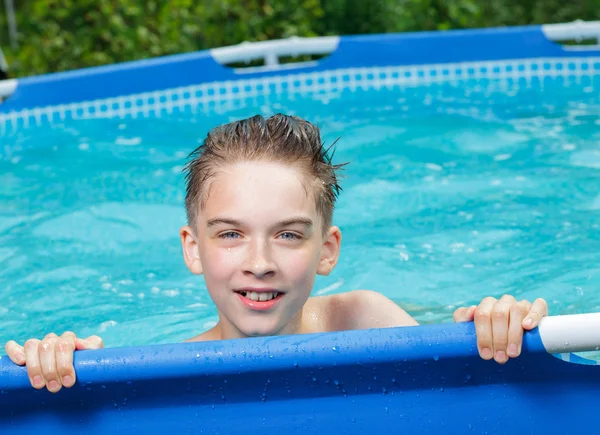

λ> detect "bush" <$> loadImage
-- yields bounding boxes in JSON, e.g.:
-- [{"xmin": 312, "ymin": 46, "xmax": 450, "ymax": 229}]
[{"xmin": 1, "ymin": 0, "xmax": 599, "ymax": 78}]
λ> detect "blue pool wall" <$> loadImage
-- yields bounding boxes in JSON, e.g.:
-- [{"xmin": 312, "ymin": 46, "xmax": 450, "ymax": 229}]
[
  {"xmin": 1, "ymin": 25, "xmax": 600, "ymax": 112},
  {"xmin": 1, "ymin": 322, "xmax": 599, "ymax": 434}
]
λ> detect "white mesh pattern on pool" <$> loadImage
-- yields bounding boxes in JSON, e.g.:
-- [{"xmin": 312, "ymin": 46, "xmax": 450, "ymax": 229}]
[{"xmin": 1, "ymin": 56, "xmax": 599, "ymax": 135}]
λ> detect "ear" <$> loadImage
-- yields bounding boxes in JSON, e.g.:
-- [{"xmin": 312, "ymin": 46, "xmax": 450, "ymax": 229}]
[
  {"xmin": 317, "ymin": 226, "xmax": 342, "ymax": 276},
  {"xmin": 180, "ymin": 225, "xmax": 203, "ymax": 275}
]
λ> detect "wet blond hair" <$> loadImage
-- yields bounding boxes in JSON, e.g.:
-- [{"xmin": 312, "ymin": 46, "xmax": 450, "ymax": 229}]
[{"xmin": 184, "ymin": 114, "xmax": 345, "ymax": 234}]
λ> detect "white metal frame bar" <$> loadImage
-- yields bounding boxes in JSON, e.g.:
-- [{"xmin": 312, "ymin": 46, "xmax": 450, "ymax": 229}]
[
  {"xmin": 542, "ymin": 20, "xmax": 600, "ymax": 44},
  {"xmin": 0, "ymin": 78, "xmax": 16, "ymax": 101},
  {"xmin": 210, "ymin": 36, "xmax": 340, "ymax": 69},
  {"xmin": 539, "ymin": 312, "xmax": 600, "ymax": 353}
]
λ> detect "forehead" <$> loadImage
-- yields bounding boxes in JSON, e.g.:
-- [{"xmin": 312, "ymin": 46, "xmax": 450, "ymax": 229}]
[{"xmin": 200, "ymin": 161, "xmax": 317, "ymax": 221}]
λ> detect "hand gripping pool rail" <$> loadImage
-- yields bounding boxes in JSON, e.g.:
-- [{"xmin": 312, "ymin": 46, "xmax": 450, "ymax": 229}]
[{"xmin": 0, "ymin": 314, "xmax": 599, "ymax": 434}]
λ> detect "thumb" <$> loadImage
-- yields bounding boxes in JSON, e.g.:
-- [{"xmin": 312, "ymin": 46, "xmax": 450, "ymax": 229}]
[
  {"xmin": 75, "ymin": 335, "xmax": 104, "ymax": 350},
  {"xmin": 453, "ymin": 305, "xmax": 477, "ymax": 323}
]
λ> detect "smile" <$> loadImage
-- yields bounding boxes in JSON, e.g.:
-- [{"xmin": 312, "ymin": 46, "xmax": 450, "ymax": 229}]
[
  {"xmin": 239, "ymin": 290, "xmax": 279, "ymax": 301},
  {"xmin": 234, "ymin": 289, "xmax": 284, "ymax": 311}
]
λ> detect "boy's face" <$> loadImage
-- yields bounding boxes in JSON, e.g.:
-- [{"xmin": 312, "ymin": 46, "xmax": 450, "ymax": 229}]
[{"xmin": 180, "ymin": 161, "xmax": 341, "ymax": 338}]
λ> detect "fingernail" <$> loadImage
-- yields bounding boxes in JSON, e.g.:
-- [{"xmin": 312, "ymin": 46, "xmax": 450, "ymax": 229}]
[
  {"xmin": 16, "ymin": 353, "xmax": 25, "ymax": 364},
  {"xmin": 481, "ymin": 348, "xmax": 492, "ymax": 359},
  {"xmin": 495, "ymin": 351, "xmax": 506, "ymax": 362},
  {"xmin": 62, "ymin": 375, "xmax": 74, "ymax": 386},
  {"xmin": 508, "ymin": 344, "xmax": 518, "ymax": 356},
  {"xmin": 32, "ymin": 375, "xmax": 44, "ymax": 387},
  {"xmin": 523, "ymin": 317, "xmax": 533, "ymax": 327},
  {"xmin": 48, "ymin": 380, "xmax": 60, "ymax": 390}
]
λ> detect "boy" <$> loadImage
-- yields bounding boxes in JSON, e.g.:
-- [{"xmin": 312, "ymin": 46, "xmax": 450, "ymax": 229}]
[{"xmin": 4, "ymin": 114, "xmax": 548, "ymax": 393}]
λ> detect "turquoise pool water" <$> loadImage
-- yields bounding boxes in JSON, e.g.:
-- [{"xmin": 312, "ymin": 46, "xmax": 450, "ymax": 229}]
[{"xmin": 1, "ymin": 74, "xmax": 600, "ymax": 348}]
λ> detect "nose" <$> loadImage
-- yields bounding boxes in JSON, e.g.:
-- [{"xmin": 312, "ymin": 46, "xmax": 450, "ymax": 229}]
[{"xmin": 243, "ymin": 237, "xmax": 276, "ymax": 278}]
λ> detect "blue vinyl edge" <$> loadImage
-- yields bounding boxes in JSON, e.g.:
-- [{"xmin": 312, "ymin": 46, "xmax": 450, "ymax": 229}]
[
  {"xmin": 0, "ymin": 323, "xmax": 598, "ymax": 434},
  {"xmin": 0, "ymin": 322, "xmax": 547, "ymax": 391},
  {"xmin": 0, "ymin": 323, "xmax": 546, "ymax": 393},
  {"xmin": 1, "ymin": 24, "xmax": 599, "ymax": 112}
]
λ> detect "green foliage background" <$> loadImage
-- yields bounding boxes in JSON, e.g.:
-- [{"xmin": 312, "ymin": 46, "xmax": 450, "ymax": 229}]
[{"xmin": 1, "ymin": 0, "xmax": 599, "ymax": 77}]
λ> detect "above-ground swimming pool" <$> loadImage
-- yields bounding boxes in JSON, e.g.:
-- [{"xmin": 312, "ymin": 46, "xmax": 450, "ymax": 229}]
[
  {"xmin": 2, "ymin": 30, "xmax": 600, "ymax": 348},
  {"xmin": 1, "ymin": 22, "xmax": 600, "ymax": 434}
]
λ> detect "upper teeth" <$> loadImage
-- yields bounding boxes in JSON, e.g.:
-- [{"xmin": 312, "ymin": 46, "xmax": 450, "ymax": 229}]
[{"xmin": 242, "ymin": 291, "xmax": 279, "ymax": 302}]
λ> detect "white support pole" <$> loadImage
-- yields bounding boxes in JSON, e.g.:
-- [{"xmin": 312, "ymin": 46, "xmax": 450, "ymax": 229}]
[
  {"xmin": 0, "ymin": 47, "xmax": 8, "ymax": 74},
  {"xmin": 4, "ymin": 0, "xmax": 18, "ymax": 50},
  {"xmin": 265, "ymin": 51, "xmax": 279, "ymax": 67},
  {"xmin": 538, "ymin": 312, "xmax": 600, "ymax": 353}
]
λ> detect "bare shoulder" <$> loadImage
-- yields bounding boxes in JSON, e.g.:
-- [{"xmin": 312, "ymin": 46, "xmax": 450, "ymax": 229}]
[
  {"xmin": 307, "ymin": 290, "xmax": 419, "ymax": 333},
  {"xmin": 185, "ymin": 325, "xmax": 221, "ymax": 342}
]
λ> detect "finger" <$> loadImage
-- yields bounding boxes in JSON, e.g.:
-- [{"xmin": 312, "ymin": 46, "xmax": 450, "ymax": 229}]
[
  {"xmin": 453, "ymin": 306, "xmax": 477, "ymax": 323},
  {"xmin": 39, "ymin": 335, "xmax": 62, "ymax": 393},
  {"xmin": 491, "ymin": 295, "xmax": 516, "ymax": 364},
  {"xmin": 474, "ymin": 297, "xmax": 496, "ymax": 360},
  {"xmin": 507, "ymin": 300, "xmax": 531, "ymax": 358},
  {"xmin": 88, "ymin": 335, "xmax": 104, "ymax": 349},
  {"xmin": 76, "ymin": 335, "xmax": 104, "ymax": 350},
  {"xmin": 56, "ymin": 332, "xmax": 77, "ymax": 388},
  {"xmin": 5, "ymin": 341, "xmax": 26, "ymax": 365},
  {"xmin": 523, "ymin": 298, "xmax": 549, "ymax": 329},
  {"xmin": 24, "ymin": 339, "xmax": 45, "ymax": 390}
]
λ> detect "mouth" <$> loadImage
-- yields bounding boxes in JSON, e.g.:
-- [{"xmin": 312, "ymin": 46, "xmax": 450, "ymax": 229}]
[
  {"xmin": 234, "ymin": 289, "xmax": 284, "ymax": 310},
  {"xmin": 236, "ymin": 290, "xmax": 281, "ymax": 302}
]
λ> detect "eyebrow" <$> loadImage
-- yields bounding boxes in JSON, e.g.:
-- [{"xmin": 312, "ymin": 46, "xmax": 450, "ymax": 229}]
[
  {"xmin": 206, "ymin": 217, "xmax": 313, "ymax": 229},
  {"xmin": 277, "ymin": 217, "xmax": 314, "ymax": 228},
  {"xmin": 206, "ymin": 218, "xmax": 243, "ymax": 228}
]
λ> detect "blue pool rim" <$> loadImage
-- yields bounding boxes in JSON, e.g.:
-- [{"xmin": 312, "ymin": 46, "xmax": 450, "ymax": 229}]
[
  {"xmin": 1, "ymin": 24, "xmax": 600, "ymax": 433},
  {"xmin": 1, "ymin": 322, "xmax": 599, "ymax": 433}
]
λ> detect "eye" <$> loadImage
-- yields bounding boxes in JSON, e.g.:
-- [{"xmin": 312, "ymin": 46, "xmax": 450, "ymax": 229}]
[
  {"xmin": 219, "ymin": 231, "xmax": 241, "ymax": 239},
  {"xmin": 279, "ymin": 232, "xmax": 301, "ymax": 241}
]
